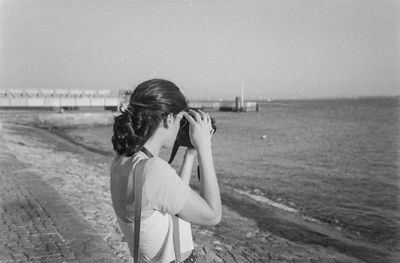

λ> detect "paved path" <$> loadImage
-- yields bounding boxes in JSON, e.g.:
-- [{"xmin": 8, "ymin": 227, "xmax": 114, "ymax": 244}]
[{"xmin": 0, "ymin": 135, "xmax": 120, "ymax": 262}]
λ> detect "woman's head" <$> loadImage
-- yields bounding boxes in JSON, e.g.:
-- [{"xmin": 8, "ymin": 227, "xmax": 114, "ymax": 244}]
[{"xmin": 112, "ymin": 79, "xmax": 188, "ymax": 157}]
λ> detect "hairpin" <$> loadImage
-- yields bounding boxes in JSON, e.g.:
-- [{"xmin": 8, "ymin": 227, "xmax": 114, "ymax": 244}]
[{"xmin": 125, "ymin": 105, "xmax": 135, "ymax": 116}]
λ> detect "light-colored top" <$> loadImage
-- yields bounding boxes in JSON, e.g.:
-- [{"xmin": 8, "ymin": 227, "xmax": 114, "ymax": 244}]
[{"xmin": 110, "ymin": 151, "xmax": 194, "ymax": 263}]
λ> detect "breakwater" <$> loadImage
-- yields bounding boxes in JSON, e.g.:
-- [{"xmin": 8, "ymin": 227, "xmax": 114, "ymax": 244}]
[{"xmin": 1, "ymin": 111, "xmax": 115, "ymax": 129}]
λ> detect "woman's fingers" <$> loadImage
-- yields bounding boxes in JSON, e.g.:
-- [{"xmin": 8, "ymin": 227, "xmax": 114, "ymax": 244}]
[
  {"xmin": 198, "ymin": 110, "xmax": 207, "ymax": 121},
  {"xmin": 183, "ymin": 112, "xmax": 196, "ymax": 125},
  {"xmin": 184, "ymin": 109, "xmax": 213, "ymax": 151},
  {"xmin": 189, "ymin": 109, "xmax": 202, "ymax": 122},
  {"xmin": 187, "ymin": 109, "xmax": 212, "ymax": 131},
  {"xmin": 197, "ymin": 110, "xmax": 211, "ymax": 125},
  {"xmin": 198, "ymin": 110, "xmax": 212, "ymax": 131},
  {"xmin": 206, "ymin": 113, "xmax": 211, "ymax": 125}
]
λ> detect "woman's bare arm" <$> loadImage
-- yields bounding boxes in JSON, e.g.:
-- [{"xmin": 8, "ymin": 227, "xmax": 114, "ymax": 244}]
[{"xmin": 177, "ymin": 110, "xmax": 222, "ymax": 225}]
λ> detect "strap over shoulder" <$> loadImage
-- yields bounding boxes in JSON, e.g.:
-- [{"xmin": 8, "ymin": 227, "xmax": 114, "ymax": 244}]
[
  {"xmin": 133, "ymin": 158, "xmax": 147, "ymax": 263},
  {"xmin": 172, "ymin": 216, "xmax": 181, "ymax": 263}
]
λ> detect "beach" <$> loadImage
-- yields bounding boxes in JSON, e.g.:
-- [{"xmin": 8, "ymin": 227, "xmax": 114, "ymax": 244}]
[{"xmin": 0, "ymin": 102, "xmax": 398, "ymax": 262}]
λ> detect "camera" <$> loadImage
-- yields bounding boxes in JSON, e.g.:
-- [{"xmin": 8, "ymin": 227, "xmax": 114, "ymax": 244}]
[
  {"xmin": 175, "ymin": 111, "xmax": 217, "ymax": 148},
  {"xmin": 168, "ymin": 109, "xmax": 216, "ymax": 164}
]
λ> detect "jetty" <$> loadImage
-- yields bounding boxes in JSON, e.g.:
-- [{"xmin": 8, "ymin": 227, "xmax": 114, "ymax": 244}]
[
  {"xmin": 0, "ymin": 89, "xmax": 259, "ymax": 112},
  {"xmin": 0, "ymin": 89, "xmax": 119, "ymax": 111}
]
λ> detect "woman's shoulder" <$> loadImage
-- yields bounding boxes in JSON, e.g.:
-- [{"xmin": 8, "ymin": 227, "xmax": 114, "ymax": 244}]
[
  {"xmin": 144, "ymin": 156, "xmax": 174, "ymax": 174},
  {"xmin": 111, "ymin": 153, "xmax": 175, "ymax": 179},
  {"xmin": 110, "ymin": 152, "xmax": 148, "ymax": 172}
]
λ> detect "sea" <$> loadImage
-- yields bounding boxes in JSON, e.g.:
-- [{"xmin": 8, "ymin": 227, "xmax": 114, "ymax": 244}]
[{"xmin": 63, "ymin": 97, "xmax": 399, "ymax": 260}]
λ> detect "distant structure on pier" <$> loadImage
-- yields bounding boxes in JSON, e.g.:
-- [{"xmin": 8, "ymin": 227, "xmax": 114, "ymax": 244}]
[
  {"xmin": 234, "ymin": 96, "xmax": 258, "ymax": 112},
  {"xmin": 232, "ymin": 87, "xmax": 258, "ymax": 112}
]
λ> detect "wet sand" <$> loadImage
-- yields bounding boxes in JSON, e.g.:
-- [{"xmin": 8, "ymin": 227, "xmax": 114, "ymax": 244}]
[{"xmin": 1, "ymin": 111, "xmax": 393, "ymax": 262}]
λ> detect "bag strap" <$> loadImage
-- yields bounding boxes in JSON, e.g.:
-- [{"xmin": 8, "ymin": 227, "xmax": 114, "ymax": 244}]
[
  {"xmin": 172, "ymin": 216, "xmax": 181, "ymax": 263},
  {"xmin": 168, "ymin": 140, "xmax": 180, "ymax": 164},
  {"xmin": 133, "ymin": 159, "xmax": 146, "ymax": 263}
]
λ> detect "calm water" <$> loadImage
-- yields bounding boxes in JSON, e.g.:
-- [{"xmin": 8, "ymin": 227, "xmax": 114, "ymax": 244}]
[{"xmin": 66, "ymin": 97, "xmax": 399, "ymax": 251}]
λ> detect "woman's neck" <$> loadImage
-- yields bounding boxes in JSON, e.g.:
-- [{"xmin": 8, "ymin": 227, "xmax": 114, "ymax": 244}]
[{"xmin": 143, "ymin": 138, "xmax": 161, "ymax": 157}]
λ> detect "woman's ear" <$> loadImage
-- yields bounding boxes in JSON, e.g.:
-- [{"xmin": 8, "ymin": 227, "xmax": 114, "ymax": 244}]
[
  {"xmin": 167, "ymin": 113, "xmax": 174, "ymax": 124},
  {"xmin": 162, "ymin": 113, "xmax": 174, "ymax": 128}
]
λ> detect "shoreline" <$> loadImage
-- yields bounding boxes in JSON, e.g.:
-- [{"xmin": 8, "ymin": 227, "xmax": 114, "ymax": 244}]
[{"xmin": 1, "ymin": 111, "xmax": 398, "ymax": 262}]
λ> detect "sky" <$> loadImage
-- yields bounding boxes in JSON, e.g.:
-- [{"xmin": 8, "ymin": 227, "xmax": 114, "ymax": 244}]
[{"xmin": 1, "ymin": 0, "xmax": 399, "ymax": 100}]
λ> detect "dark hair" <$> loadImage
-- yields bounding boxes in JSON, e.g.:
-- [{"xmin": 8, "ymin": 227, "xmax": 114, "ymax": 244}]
[{"xmin": 112, "ymin": 79, "xmax": 188, "ymax": 157}]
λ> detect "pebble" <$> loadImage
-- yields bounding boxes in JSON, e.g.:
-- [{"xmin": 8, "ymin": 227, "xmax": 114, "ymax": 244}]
[
  {"xmin": 246, "ymin": 232, "xmax": 255, "ymax": 238},
  {"xmin": 212, "ymin": 240, "xmax": 222, "ymax": 246},
  {"xmin": 215, "ymin": 246, "xmax": 223, "ymax": 251}
]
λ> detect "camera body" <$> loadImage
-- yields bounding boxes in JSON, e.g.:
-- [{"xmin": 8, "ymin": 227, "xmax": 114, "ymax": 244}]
[
  {"xmin": 168, "ymin": 109, "xmax": 216, "ymax": 167},
  {"xmin": 175, "ymin": 111, "xmax": 217, "ymax": 148}
]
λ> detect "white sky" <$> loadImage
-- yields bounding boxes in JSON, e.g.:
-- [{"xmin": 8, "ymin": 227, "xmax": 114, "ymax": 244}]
[{"xmin": 1, "ymin": 0, "xmax": 399, "ymax": 100}]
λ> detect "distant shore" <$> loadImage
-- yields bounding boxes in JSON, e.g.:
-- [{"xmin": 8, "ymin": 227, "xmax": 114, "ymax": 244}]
[{"xmin": 2, "ymin": 110, "xmax": 397, "ymax": 262}]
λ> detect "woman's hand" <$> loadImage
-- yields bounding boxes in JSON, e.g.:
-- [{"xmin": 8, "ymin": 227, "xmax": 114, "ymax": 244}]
[{"xmin": 183, "ymin": 110, "xmax": 213, "ymax": 152}]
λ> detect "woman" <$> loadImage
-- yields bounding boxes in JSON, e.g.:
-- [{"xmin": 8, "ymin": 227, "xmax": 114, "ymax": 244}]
[{"xmin": 110, "ymin": 79, "xmax": 222, "ymax": 263}]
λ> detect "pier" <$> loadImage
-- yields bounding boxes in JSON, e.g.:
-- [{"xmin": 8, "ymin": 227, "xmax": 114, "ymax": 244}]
[
  {"xmin": 0, "ymin": 89, "xmax": 119, "ymax": 110},
  {"xmin": 0, "ymin": 89, "xmax": 259, "ymax": 112}
]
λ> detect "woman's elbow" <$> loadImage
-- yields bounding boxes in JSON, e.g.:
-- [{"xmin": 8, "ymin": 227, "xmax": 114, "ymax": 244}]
[
  {"xmin": 211, "ymin": 214, "xmax": 222, "ymax": 225},
  {"xmin": 207, "ymin": 211, "xmax": 222, "ymax": 225}
]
